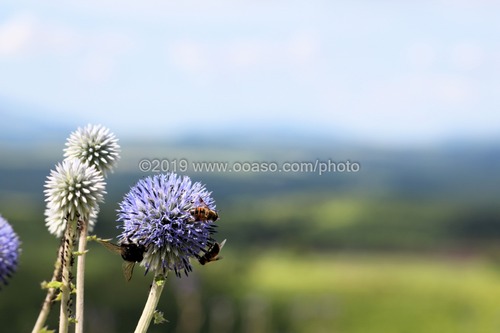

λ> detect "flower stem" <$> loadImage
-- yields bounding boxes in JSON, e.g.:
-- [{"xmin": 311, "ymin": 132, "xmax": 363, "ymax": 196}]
[
  {"xmin": 32, "ymin": 241, "xmax": 64, "ymax": 333},
  {"xmin": 75, "ymin": 219, "xmax": 88, "ymax": 333},
  {"xmin": 59, "ymin": 218, "xmax": 77, "ymax": 333},
  {"xmin": 134, "ymin": 273, "xmax": 167, "ymax": 333}
]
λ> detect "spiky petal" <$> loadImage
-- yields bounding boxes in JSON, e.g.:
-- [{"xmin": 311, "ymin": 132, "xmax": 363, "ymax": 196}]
[
  {"xmin": 64, "ymin": 124, "xmax": 120, "ymax": 176},
  {"xmin": 44, "ymin": 159, "xmax": 106, "ymax": 237}
]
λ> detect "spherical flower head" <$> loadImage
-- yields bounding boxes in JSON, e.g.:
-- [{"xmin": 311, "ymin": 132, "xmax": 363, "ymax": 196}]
[
  {"xmin": 117, "ymin": 173, "xmax": 217, "ymax": 277},
  {"xmin": 64, "ymin": 124, "xmax": 120, "ymax": 176},
  {"xmin": 44, "ymin": 159, "xmax": 106, "ymax": 237},
  {"xmin": 0, "ymin": 215, "xmax": 20, "ymax": 287},
  {"xmin": 45, "ymin": 204, "xmax": 100, "ymax": 238}
]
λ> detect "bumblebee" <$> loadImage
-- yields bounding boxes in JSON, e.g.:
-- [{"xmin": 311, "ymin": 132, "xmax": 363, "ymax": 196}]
[
  {"xmin": 95, "ymin": 237, "xmax": 146, "ymax": 282},
  {"xmin": 199, "ymin": 239, "xmax": 226, "ymax": 265}
]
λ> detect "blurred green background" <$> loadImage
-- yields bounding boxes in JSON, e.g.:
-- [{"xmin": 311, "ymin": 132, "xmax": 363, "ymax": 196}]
[
  {"xmin": 2, "ymin": 1, "xmax": 500, "ymax": 332},
  {"xmin": 1, "ymin": 137, "xmax": 500, "ymax": 332}
]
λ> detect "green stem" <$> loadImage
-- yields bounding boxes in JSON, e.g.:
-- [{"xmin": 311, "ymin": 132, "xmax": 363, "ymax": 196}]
[
  {"xmin": 134, "ymin": 273, "xmax": 167, "ymax": 333},
  {"xmin": 59, "ymin": 218, "xmax": 76, "ymax": 333},
  {"xmin": 75, "ymin": 219, "xmax": 88, "ymax": 333},
  {"xmin": 31, "ymin": 241, "xmax": 64, "ymax": 333}
]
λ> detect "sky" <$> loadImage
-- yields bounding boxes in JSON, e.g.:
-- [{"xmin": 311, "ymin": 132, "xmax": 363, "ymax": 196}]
[{"xmin": 0, "ymin": 0, "xmax": 499, "ymax": 145}]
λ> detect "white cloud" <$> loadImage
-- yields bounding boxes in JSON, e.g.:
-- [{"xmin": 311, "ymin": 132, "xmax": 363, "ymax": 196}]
[
  {"xmin": 167, "ymin": 30, "xmax": 323, "ymax": 77},
  {"xmin": 287, "ymin": 31, "xmax": 321, "ymax": 66},
  {"xmin": 79, "ymin": 54, "xmax": 116, "ymax": 83},
  {"xmin": 225, "ymin": 40, "xmax": 266, "ymax": 69},
  {"xmin": 450, "ymin": 42, "xmax": 485, "ymax": 71},
  {"xmin": 168, "ymin": 40, "xmax": 208, "ymax": 74},
  {"xmin": 0, "ymin": 12, "xmax": 134, "ymax": 84},
  {"xmin": 320, "ymin": 71, "xmax": 483, "ymax": 143},
  {"xmin": 406, "ymin": 42, "xmax": 437, "ymax": 70},
  {"xmin": 0, "ymin": 13, "xmax": 82, "ymax": 57},
  {"xmin": 0, "ymin": 14, "xmax": 36, "ymax": 56},
  {"xmin": 77, "ymin": 32, "xmax": 134, "ymax": 83},
  {"xmin": 431, "ymin": 75, "xmax": 477, "ymax": 105}
]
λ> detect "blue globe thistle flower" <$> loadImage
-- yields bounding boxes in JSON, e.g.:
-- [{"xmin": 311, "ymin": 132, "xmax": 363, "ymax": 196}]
[
  {"xmin": 117, "ymin": 173, "xmax": 218, "ymax": 277},
  {"xmin": 0, "ymin": 215, "xmax": 20, "ymax": 287},
  {"xmin": 64, "ymin": 124, "xmax": 120, "ymax": 176}
]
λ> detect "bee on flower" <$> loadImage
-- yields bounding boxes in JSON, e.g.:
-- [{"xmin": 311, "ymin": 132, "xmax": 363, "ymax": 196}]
[{"xmin": 117, "ymin": 173, "xmax": 223, "ymax": 278}]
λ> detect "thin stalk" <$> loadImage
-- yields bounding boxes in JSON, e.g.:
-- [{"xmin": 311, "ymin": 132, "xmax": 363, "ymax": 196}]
[
  {"xmin": 59, "ymin": 219, "xmax": 77, "ymax": 333},
  {"xmin": 75, "ymin": 219, "xmax": 88, "ymax": 333},
  {"xmin": 134, "ymin": 273, "xmax": 167, "ymax": 333},
  {"xmin": 31, "ymin": 241, "xmax": 65, "ymax": 333}
]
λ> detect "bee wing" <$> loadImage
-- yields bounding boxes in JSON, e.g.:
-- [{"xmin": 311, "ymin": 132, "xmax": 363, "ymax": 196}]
[
  {"xmin": 122, "ymin": 261, "xmax": 135, "ymax": 282},
  {"xmin": 198, "ymin": 197, "xmax": 207, "ymax": 207},
  {"xmin": 96, "ymin": 239, "xmax": 122, "ymax": 255},
  {"xmin": 211, "ymin": 240, "xmax": 226, "ymax": 262},
  {"xmin": 202, "ymin": 255, "xmax": 223, "ymax": 265}
]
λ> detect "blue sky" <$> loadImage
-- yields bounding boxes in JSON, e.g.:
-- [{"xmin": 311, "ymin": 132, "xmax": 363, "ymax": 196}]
[{"xmin": 0, "ymin": 0, "xmax": 499, "ymax": 145}]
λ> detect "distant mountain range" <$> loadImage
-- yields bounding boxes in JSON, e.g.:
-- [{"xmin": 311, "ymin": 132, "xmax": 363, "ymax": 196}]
[
  {"xmin": 0, "ymin": 97, "xmax": 74, "ymax": 143},
  {"xmin": 2, "ymin": 95, "xmax": 500, "ymax": 150}
]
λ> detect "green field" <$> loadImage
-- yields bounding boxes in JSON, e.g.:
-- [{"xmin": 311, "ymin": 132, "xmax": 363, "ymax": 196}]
[
  {"xmin": 232, "ymin": 252, "xmax": 500, "ymax": 333},
  {"xmin": 1, "ymin": 140, "xmax": 500, "ymax": 332},
  {"xmin": 6, "ymin": 246, "xmax": 500, "ymax": 332}
]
